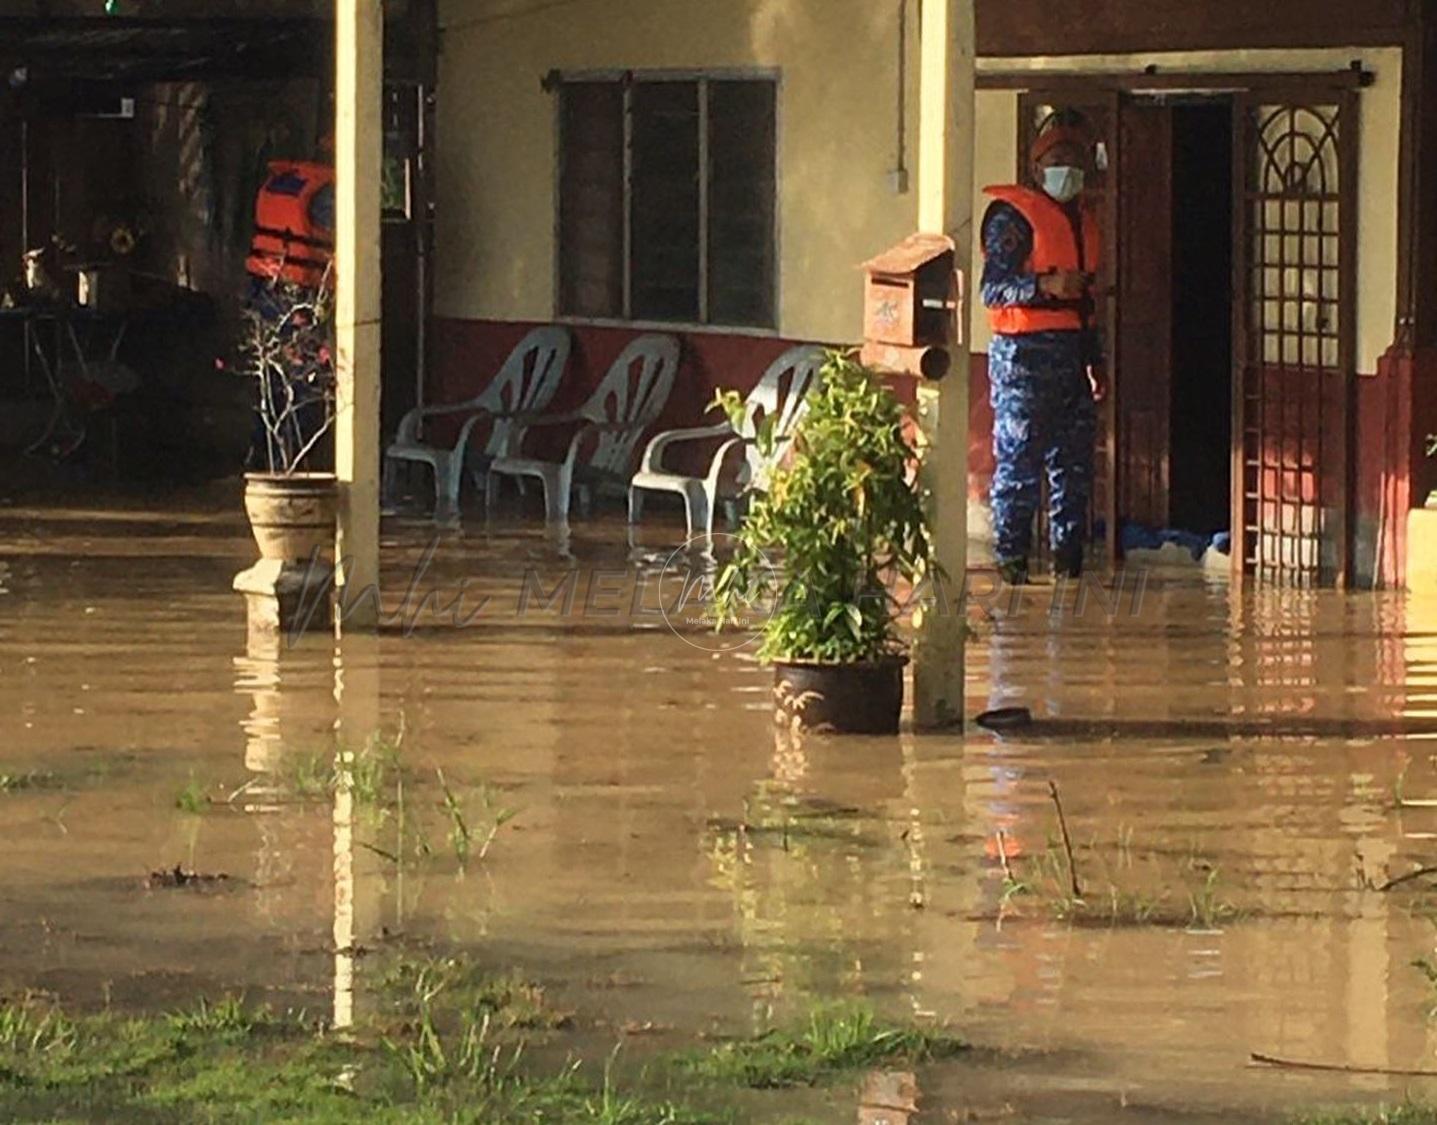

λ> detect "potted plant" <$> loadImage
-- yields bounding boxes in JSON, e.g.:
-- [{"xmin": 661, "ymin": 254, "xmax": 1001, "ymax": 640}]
[
  {"xmin": 713, "ymin": 349, "xmax": 934, "ymax": 735},
  {"xmin": 232, "ymin": 272, "xmax": 338, "ymax": 562}
]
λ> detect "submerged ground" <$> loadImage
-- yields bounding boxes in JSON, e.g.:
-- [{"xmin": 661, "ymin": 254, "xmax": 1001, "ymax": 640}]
[{"xmin": 2, "ymin": 484, "xmax": 1437, "ymax": 1122}]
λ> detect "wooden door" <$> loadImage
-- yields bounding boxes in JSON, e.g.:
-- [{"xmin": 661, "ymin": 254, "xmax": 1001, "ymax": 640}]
[
  {"xmin": 1115, "ymin": 101, "xmax": 1173, "ymax": 529},
  {"xmin": 1231, "ymin": 90, "xmax": 1357, "ymax": 586},
  {"xmin": 1018, "ymin": 91, "xmax": 1120, "ymax": 569}
]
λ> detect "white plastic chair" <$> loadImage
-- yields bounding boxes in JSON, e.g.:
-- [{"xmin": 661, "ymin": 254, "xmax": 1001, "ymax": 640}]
[
  {"xmin": 486, "ymin": 334, "xmax": 680, "ymax": 525},
  {"xmin": 383, "ymin": 326, "xmax": 570, "ymax": 519},
  {"xmin": 628, "ymin": 344, "xmax": 825, "ymax": 538}
]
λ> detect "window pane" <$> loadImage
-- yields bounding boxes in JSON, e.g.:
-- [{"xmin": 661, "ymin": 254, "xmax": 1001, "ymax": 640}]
[
  {"xmin": 708, "ymin": 81, "xmax": 777, "ymax": 328},
  {"xmin": 559, "ymin": 82, "xmax": 624, "ymax": 318},
  {"xmin": 630, "ymin": 81, "xmax": 701, "ymax": 322}
]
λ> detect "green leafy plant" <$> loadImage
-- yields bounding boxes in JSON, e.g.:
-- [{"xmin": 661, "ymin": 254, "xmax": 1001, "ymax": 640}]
[{"xmin": 713, "ymin": 350, "xmax": 933, "ymax": 664}]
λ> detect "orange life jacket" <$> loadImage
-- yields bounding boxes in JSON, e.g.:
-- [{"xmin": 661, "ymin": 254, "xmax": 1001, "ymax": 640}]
[
  {"xmin": 245, "ymin": 161, "xmax": 336, "ymax": 289},
  {"xmin": 982, "ymin": 184, "xmax": 1101, "ymax": 335}
]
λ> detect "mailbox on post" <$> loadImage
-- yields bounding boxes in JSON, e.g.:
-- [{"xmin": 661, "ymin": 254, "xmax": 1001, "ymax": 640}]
[{"xmin": 859, "ymin": 232, "xmax": 962, "ymax": 382}]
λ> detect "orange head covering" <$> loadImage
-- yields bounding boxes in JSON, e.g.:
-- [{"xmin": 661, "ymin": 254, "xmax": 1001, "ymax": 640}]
[{"xmin": 1030, "ymin": 122, "xmax": 1091, "ymax": 164}]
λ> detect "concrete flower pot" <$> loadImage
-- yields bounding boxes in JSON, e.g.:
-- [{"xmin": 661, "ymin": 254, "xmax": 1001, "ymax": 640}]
[{"xmin": 243, "ymin": 472, "xmax": 337, "ymax": 562}]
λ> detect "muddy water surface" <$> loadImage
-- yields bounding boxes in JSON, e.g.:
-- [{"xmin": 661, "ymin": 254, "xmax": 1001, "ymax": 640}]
[{"xmin": 3, "ymin": 495, "xmax": 1437, "ymax": 1121}]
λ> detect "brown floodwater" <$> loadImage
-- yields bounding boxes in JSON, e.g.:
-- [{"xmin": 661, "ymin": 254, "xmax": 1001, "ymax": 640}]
[{"xmin": 4, "ymin": 488, "xmax": 1437, "ymax": 1122}]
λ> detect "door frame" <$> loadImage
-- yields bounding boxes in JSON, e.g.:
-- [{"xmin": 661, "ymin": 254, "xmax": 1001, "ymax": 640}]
[{"xmin": 1002, "ymin": 69, "xmax": 1363, "ymax": 585}]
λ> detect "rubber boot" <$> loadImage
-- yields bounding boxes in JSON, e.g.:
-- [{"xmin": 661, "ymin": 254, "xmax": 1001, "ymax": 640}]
[
  {"xmin": 1052, "ymin": 543, "xmax": 1083, "ymax": 581},
  {"xmin": 997, "ymin": 557, "xmax": 1030, "ymax": 586}
]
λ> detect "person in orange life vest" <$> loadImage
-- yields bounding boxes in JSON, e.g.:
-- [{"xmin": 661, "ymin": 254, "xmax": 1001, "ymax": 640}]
[
  {"xmin": 241, "ymin": 144, "xmax": 336, "ymax": 468},
  {"xmin": 245, "ymin": 159, "xmax": 335, "ymax": 290},
  {"xmin": 981, "ymin": 116, "xmax": 1104, "ymax": 585}
]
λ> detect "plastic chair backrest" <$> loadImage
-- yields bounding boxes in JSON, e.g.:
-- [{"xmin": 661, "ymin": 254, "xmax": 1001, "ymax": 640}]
[
  {"xmin": 479, "ymin": 326, "xmax": 571, "ymax": 455},
  {"xmin": 580, "ymin": 334, "xmax": 681, "ymax": 474},
  {"xmin": 738, "ymin": 345, "xmax": 825, "ymax": 481}
]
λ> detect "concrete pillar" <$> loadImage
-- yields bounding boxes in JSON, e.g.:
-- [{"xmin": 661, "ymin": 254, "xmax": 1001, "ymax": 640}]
[
  {"xmin": 334, "ymin": 0, "xmax": 384, "ymax": 627},
  {"xmin": 331, "ymin": 14, "xmax": 384, "ymax": 1007},
  {"xmin": 911, "ymin": 0, "xmax": 975, "ymax": 729}
]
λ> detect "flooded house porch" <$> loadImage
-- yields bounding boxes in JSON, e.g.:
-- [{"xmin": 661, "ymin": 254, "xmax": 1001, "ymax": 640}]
[{"xmin": 3, "ymin": 491, "xmax": 1437, "ymax": 1121}]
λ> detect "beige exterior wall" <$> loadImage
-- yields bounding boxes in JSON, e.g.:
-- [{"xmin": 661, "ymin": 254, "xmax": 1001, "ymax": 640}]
[
  {"xmin": 970, "ymin": 47, "xmax": 1404, "ymax": 372},
  {"xmin": 435, "ymin": 0, "xmax": 928, "ymax": 343}
]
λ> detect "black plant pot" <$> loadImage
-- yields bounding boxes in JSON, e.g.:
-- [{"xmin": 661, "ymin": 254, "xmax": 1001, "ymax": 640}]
[{"xmin": 772, "ymin": 658, "xmax": 907, "ymax": 735}]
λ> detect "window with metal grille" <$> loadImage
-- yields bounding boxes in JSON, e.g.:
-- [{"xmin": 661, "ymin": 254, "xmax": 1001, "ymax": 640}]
[{"xmin": 557, "ymin": 75, "xmax": 777, "ymax": 329}]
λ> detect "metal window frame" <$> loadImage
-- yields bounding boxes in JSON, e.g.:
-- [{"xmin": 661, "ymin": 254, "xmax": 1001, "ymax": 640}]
[{"xmin": 551, "ymin": 66, "xmax": 782, "ymax": 332}]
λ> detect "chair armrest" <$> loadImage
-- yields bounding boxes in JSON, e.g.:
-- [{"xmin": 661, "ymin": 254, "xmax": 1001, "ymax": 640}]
[
  {"xmin": 481, "ymin": 409, "xmax": 588, "ymax": 461},
  {"xmin": 705, "ymin": 436, "xmax": 751, "ymax": 489},
  {"xmin": 638, "ymin": 422, "xmax": 736, "ymax": 473},
  {"xmin": 394, "ymin": 401, "xmax": 493, "ymax": 446},
  {"xmin": 561, "ymin": 419, "xmax": 652, "ymax": 474}
]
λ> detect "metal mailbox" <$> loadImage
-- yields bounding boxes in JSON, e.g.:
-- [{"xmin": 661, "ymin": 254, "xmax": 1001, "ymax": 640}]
[{"xmin": 859, "ymin": 232, "xmax": 962, "ymax": 381}]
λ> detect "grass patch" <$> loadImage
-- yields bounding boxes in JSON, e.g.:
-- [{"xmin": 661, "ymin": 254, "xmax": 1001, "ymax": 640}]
[
  {"xmin": 0, "ymin": 986, "xmax": 722, "ymax": 1124},
  {"xmin": 0, "ymin": 968, "xmax": 975, "ymax": 1124},
  {"xmin": 174, "ymin": 777, "xmax": 211, "ymax": 814},
  {"xmin": 341, "ymin": 733, "xmax": 402, "ymax": 806},
  {"xmin": 280, "ymin": 729, "xmax": 408, "ymax": 810},
  {"xmin": 0, "ymin": 999, "xmax": 78, "ymax": 1057},
  {"xmin": 434, "ymin": 769, "xmax": 520, "ymax": 869},
  {"xmin": 377, "ymin": 954, "xmax": 571, "ymax": 1032},
  {"xmin": 166, "ymin": 994, "xmax": 273, "ymax": 1038},
  {"xmin": 997, "ymin": 838, "xmax": 1241, "ymax": 930},
  {"xmin": 0, "ymin": 771, "xmax": 62, "ymax": 794},
  {"xmin": 282, "ymin": 732, "xmax": 402, "ymax": 805},
  {"xmin": 683, "ymin": 1002, "xmax": 965, "ymax": 1089},
  {"xmin": 1293, "ymin": 1107, "xmax": 1437, "ymax": 1124}
]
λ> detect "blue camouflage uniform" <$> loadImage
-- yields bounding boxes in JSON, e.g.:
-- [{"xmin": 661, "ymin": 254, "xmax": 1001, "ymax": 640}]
[{"xmin": 981, "ymin": 199, "xmax": 1100, "ymax": 564}]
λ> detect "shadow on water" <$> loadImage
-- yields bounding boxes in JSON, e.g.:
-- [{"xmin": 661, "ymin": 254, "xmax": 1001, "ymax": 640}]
[{"xmin": 984, "ymin": 716, "xmax": 1437, "ymax": 742}]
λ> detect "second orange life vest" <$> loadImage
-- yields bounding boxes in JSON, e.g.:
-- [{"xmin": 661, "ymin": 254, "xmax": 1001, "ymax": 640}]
[
  {"xmin": 245, "ymin": 161, "xmax": 336, "ymax": 289},
  {"xmin": 982, "ymin": 184, "xmax": 1101, "ymax": 336}
]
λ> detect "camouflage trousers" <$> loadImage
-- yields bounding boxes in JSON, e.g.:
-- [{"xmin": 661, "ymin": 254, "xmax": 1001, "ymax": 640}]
[{"xmin": 988, "ymin": 332, "xmax": 1095, "ymax": 562}]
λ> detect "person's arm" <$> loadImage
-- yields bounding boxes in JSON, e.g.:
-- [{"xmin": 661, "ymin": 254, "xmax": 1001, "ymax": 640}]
[
  {"xmin": 980, "ymin": 202, "xmax": 1040, "ymax": 309},
  {"xmin": 981, "ymin": 202, "xmax": 1086, "ymax": 309}
]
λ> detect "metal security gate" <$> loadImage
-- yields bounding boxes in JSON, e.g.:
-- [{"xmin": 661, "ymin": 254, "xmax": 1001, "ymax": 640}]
[{"xmin": 1232, "ymin": 91, "xmax": 1357, "ymax": 586}]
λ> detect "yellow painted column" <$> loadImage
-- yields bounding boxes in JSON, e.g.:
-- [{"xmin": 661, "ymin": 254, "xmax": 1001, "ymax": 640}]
[
  {"xmin": 912, "ymin": 0, "xmax": 974, "ymax": 729},
  {"xmin": 334, "ymin": 0, "xmax": 384, "ymax": 627}
]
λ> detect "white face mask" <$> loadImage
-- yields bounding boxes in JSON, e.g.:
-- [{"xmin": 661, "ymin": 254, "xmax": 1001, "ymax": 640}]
[{"xmin": 1041, "ymin": 165, "xmax": 1085, "ymax": 203}]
